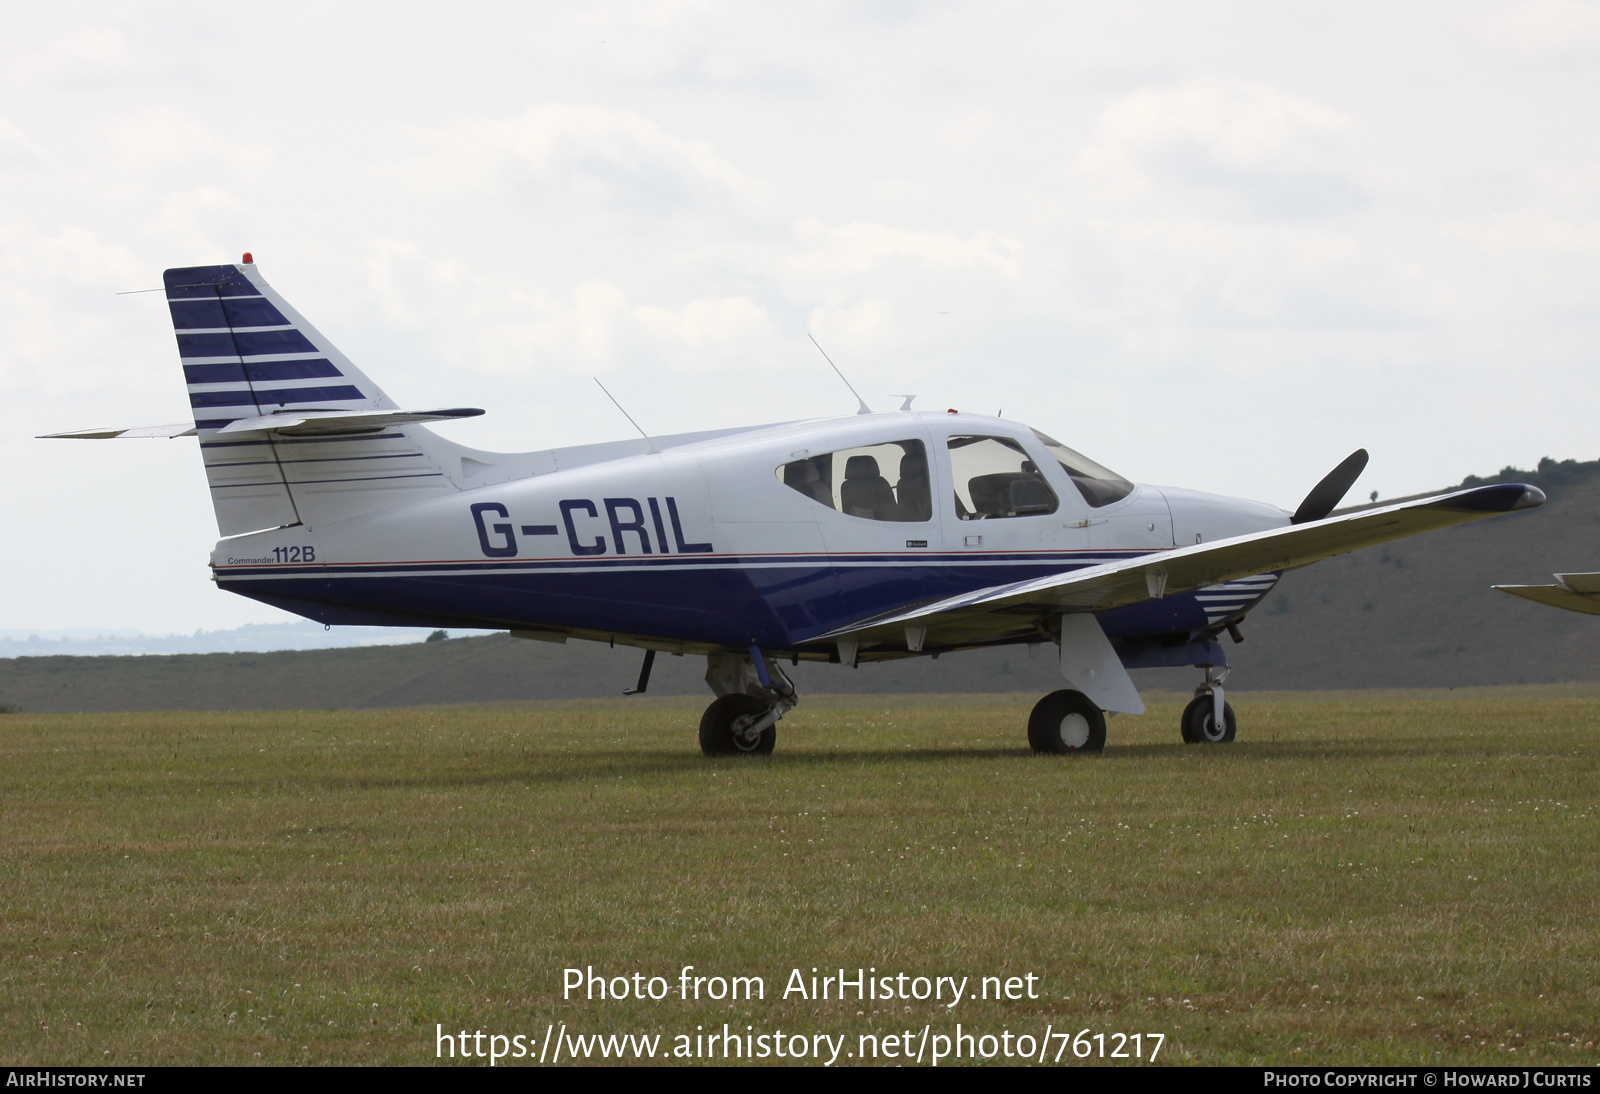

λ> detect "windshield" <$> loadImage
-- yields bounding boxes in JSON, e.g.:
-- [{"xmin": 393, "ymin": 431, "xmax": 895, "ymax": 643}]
[{"xmin": 1031, "ymin": 429, "xmax": 1134, "ymax": 508}]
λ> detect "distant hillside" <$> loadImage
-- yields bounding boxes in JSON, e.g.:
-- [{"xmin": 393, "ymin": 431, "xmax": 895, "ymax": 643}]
[
  {"xmin": 1228, "ymin": 456, "xmax": 1600, "ymax": 689},
  {"xmin": 2, "ymin": 457, "xmax": 1596, "ymax": 713},
  {"xmin": 0, "ymin": 634, "xmax": 1071, "ymax": 713},
  {"xmin": 0, "ymin": 621, "xmax": 493, "ymax": 658}
]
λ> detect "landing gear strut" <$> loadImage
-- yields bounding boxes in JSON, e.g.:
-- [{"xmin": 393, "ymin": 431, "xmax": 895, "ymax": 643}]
[
  {"xmin": 698, "ymin": 647, "xmax": 797, "ymax": 757},
  {"xmin": 1181, "ymin": 665, "xmax": 1236, "ymax": 744}
]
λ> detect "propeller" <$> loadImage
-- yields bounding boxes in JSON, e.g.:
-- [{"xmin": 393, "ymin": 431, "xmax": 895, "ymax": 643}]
[{"xmin": 1291, "ymin": 449, "xmax": 1369, "ymax": 525}]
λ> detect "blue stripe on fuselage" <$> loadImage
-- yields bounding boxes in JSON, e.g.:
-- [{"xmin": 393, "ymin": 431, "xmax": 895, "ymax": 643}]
[{"xmin": 214, "ymin": 556, "xmax": 1227, "ymax": 648}]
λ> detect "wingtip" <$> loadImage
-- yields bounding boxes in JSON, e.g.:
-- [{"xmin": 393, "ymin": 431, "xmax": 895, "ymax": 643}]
[
  {"xmin": 1513, "ymin": 485, "xmax": 1547, "ymax": 510},
  {"xmin": 1440, "ymin": 482, "xmax": 1546, "ymax": 513}
]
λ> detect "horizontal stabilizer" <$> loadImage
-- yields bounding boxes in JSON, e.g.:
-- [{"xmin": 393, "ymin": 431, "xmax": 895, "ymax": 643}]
[
  {"xmin": 40, "ymin": 423, "xmax": 197, "ymax": 439},
  {"xmin": 1494, "ymin": 573, "xmax": 1600, "ymax": 616},
  {"xmin": 214, "ymin": 407, "xmax": 485, "ymax": 436},
  {"xmin": 823, "ymin": 482, "xmax": 1547, "ymax": 648}
]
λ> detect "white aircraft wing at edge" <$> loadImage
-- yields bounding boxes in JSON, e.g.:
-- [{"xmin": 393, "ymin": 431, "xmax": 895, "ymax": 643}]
[
  {"xmin": 213, "ymin": 408, "xmax": 486, "ymax": 435},
  {"xmin": 38, "ymin": 423, "xmax": 198, "ymax": 439},
  {"xmin": 823, "ymin": 482, "xmax": 1547, "ymax": 648},
  {"xmin": 40, "ymin": 408, "xmax": 486, "ymax": 440},
  {"xmin": 1494, "ymin": 572, "xmax": 1600, "ymax": 616}
]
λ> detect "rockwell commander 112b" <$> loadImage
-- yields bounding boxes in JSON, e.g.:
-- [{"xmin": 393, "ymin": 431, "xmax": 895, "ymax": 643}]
[{"xmin": 45, "ymin": 258, "xmax": 1546, "ymax": 755}]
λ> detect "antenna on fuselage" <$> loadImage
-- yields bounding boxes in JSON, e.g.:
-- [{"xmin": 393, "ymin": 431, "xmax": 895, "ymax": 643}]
[
  {"xmin": 807, "ymin": 334, "xmax": 872, "ymax": 415},
  {"xmin": 593, "ymin": 378, "xmax": 659, "ymax": 454}
]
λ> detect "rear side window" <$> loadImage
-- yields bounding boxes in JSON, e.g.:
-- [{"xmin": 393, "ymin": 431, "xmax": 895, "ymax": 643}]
[
  {"xmin": 778, "ymin": 439, "xmax": 931, "ymax": 522},
  {"xmin": 947, "ymin": 435, "xmax": 1059, "ymax": 520}
]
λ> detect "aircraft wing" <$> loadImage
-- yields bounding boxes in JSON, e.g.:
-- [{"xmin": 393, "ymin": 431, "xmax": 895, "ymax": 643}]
[
  {"xmin": 821, "ymin": 482, "xmax": 1546, "ymax": 648},
  {"xmin": 1493, "ymin": 572, "xmax": 1600, "ymax": 616}
]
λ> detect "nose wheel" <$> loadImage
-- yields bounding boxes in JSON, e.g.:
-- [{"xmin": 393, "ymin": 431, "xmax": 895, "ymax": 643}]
[
  {"xmin": 1180, "ymin": 694, "xmax": 1236, "ymax": 743},
  {"xmin": 1181, "ymin": 666, "xmax": 1236, "ymax": 744}
]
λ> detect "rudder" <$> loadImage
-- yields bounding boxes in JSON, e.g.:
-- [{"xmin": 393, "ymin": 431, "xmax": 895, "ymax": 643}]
[{"xmin": 166, "ymin": 259, "xmax": 457, "ymax": 535}]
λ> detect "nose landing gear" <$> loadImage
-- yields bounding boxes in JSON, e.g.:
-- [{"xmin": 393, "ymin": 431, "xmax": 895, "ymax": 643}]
[{"xmin": 1181, "ymin": 665, "xmax": 1236, "ymax": 744}]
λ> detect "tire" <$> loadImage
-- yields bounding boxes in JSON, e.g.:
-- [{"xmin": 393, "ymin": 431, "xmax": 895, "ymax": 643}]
[
  {"xmin": 698, "ymin": 694, "xmax": 777, "ymax": 756},
  {"xmin": 1181, "ymin": 694, "xmax": 1237, "ymax": 744},
  {"xmin": 1027, "ymin": 689, "xmax": 1107, "ymax": 754}
]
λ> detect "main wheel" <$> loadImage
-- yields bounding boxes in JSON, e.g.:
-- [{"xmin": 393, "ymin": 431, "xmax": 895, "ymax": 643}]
[
  {"xmin": 699, "ymin": 694, "xmax": 777, "ymax": 756},
  {"xmin": 1180, "ymin": 694, "xmax": 1236, "ymax": 744},
  {"xmin": 1027, "ymin": 690, "xmax": 1107, "ymax": 754}
]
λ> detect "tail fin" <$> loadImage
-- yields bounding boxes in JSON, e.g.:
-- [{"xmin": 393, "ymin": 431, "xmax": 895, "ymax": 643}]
[{"xmin": 166, "ymin": 260, "xmax": 460, "ymax": 536}]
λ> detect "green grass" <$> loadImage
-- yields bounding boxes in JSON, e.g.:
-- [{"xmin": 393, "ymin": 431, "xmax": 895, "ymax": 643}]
[{"xmin": 3, "ymin": 693, "xmax": 1599, "ymax": 1066}]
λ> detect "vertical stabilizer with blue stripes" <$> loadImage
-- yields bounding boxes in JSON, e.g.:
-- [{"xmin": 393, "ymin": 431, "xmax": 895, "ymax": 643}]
[{"xmin": 165, "ymin": 262, "xmax": 457, "ymax": 536}]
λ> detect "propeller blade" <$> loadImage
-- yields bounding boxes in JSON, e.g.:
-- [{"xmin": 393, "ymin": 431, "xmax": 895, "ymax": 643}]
[{"xmin": 1291, "ymin": 449, "xmax": 1369, "ymax": 525}]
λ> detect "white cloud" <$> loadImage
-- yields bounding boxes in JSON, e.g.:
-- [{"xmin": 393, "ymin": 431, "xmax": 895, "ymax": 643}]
[
  {"xmin": 0, "ymin": 224, "xmax": 149, "ymax": 397},
  {"xmin": 633, "ymin": 295, "xmax": 777, "ymax": 371},
  {"xmin": 364, "ymin": 241, "xmax": 637, "ymax": 373},
  {"xmin": 1039, "ymin": 81, "xmax": 1400, "ymax": 338},
  {"xmin": 1074, "ymin": 81, "xmax": 1362, "ymax": 218},
  {"xmin": 806, "ymin": 299, "xmax": 900, "ymax": 358},
  {"xmin": 105, "ymin": 110, "xmax": 276, "ymax": 177},
  {"xmin": 784, "ymin": 219, "xmax": 1020, "ymax": 280},
  {"xmin": 13, "ymin": 27, "xmax": 131, "ymax": 82},
  {"xmin": 0, "ymin": 116, "xmax": 50, "ymax": 167},
  {"xmin": 364, "ymin": 239, "xmax": 781, "ymax": 377},
  {"xmin": 410, "ymin": 103, "xmax": 762, "ymax": 214},
  {"xmin": 1478, "ymin": 0, "xmax": 1600, "ymax": 55},
  {"xmin": 935, "ymin": 109, "xmax": 994, "ymax": 154}
]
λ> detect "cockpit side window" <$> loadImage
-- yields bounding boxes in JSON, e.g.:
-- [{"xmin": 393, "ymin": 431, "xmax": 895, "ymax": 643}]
[
  {"xmin": 946, "ymin": 435, "xmax": 1059, "ymax": 519},
  {"xmin": 1031, "ymin": 429, "xmax": 1134, "ymax": 508},
  {"xmin": 777, "ymin": 439, "xmax": 931, "ymax": 522}
]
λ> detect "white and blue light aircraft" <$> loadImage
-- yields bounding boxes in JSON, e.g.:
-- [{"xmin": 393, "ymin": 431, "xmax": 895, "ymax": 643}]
[{"xmin": 47, "ymin": 258, "xmax": 1548, "ymax": 755}]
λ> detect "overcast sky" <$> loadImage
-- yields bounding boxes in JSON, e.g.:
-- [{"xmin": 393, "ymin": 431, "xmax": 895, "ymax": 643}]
[{"xmin": 4, "ymin": 1, "xmax": 1598, "ymax": 633}]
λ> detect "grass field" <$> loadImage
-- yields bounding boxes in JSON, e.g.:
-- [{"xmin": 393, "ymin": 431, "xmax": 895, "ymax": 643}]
[{"xmin": 3, "ymin": 690, "xmax": 1599, "ymax": 1067}]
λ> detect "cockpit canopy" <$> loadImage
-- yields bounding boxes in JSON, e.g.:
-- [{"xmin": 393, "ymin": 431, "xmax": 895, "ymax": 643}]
[{"xmin": 776, "ymin": 426, "xmax": 1134, "ymax": 521}]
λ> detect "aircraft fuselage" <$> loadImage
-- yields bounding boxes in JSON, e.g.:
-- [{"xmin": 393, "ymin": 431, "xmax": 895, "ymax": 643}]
[{"xmin": 209, "ymin": 411, "xmax": 1288, "ymax": 661}]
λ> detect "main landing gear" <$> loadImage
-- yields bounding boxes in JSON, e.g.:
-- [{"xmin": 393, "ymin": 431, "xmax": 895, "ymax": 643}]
[
  {"xmin": 1027, "ymin": 690, "xmax": 1107, "ymax": 754},
  {"xmin": 698, "ymin": 648, "xmax": 797, "ymax": 756}
]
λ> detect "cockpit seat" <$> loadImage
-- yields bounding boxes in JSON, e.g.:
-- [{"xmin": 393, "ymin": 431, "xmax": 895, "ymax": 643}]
[
  {"xmin": 895, "ymin": 452, "xmax": 932, "ymax": 521},
  {"xmin": 841, "ymin": 455, "xmax": 898, "ymax": 520}
]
